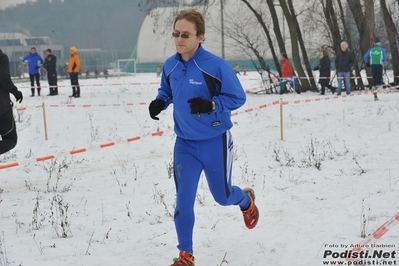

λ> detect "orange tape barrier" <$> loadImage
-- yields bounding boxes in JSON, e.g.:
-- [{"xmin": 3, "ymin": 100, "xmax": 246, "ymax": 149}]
[
  {"xmin": 345, "ymin": 212, "xmax": 399, "ymax": 262},
  {"xmin": 14, "ymin": 102, "xmax": 148, "ymax": 112},
  {"xmin": 0, "ymin": 130, "xmax": 165, "ymax": 170},
  {"xmin": 13, "ymin": 85, "xmax": 279, "ymax": 112},
  {"xmin": 17, "ymin": 81, "xmax": 161, "ymax": 89},
  {"xmin": 3, "ymin": 85, "xmax": 399, "ymax": 171},
  {"xmin": 257, "ymin": 74, "xmax": 399, "ymax": 82}
]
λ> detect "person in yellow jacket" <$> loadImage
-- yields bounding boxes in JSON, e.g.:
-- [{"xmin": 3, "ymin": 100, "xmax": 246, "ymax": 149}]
[{"xmin": 68, "ymin": 46, "xmax": 81, "ymax": 97}]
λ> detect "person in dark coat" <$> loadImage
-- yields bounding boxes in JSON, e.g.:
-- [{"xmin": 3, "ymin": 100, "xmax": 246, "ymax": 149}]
[
  {"xmin": 335, "ymin": 41, "xmax": 354, "ymax": 95},
  {"xmin": 94, "ymin": 68, "xmax": 99, "ymax": 79},
  {"xmin": 43, "ymin": 49, "xmax": 58, "ymax": 96},
  {"xmin": 313, "ymin": 49, "xmax": 336, "ymax": 95},
  {"xmin": 0, "ymin": 49, "xmax": 23, "ymax": 155}
]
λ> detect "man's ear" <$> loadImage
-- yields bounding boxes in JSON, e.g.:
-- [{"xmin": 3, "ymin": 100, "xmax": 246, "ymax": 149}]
[{"xmin": 198, "ymin": 34, "xmax": 205, "ymax": 43}]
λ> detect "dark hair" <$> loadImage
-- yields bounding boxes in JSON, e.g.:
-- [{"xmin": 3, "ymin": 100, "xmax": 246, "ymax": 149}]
[
  {"xmin": 374, "ymin": 37, "xmax": 380, "ymax": 43},
  {"xmin": 281, "ymin": 52, "xmax": 288, "ymax": 59},
  {"xmin": 174, "ymin": 9, "xmax": 205, "ymax": 36}
]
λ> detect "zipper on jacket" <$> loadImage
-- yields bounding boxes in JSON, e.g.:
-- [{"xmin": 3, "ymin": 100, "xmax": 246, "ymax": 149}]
[{"xmin": 181, "ymin": 60, "xmax": 188, "ymax": 78}]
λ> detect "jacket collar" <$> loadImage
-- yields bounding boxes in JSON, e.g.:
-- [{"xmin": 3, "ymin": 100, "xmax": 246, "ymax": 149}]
[{"xmin": 174, "ymin": 44, "xmax": 204, "ymax": 63}]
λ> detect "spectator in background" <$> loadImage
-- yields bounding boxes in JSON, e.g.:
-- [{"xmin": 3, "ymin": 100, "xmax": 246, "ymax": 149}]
[
  {"xmin": 313, "ymin": 49, "xmax": 336, "ymax": 95},
  {"xmin": 156, "ymin": 64, "xmax": 161, "ymax": 78},
  {"xmin": 234, "ymin": 64, "xmax": 240, "ymax": 75},
  {"xmin": 22, "ymin": 47, "xmax": 43, "ymax": 96},
  {"xmin": 94, "ymin": 68, "xmax": 99, "ymax": 79},
  {"xmin": 103, "ymin": 68, "xmax": 109, "ymax": 79},
  {"xmin": 0, "ymin": 49, "xmax": 23, "ymax": 155},
  {"xmin": 242, "ymin": 66, "xmax": 247, "ymax": 75},
  {"xmin": 43, "ymin": 49, "xmax": 58, "ymax": 96},
  {"xmin": 63, "ymin": 64, "xmax": 68, "ymax": 78},
  {"xmin": 17, "ymin": 64, "xmax": 23, "ymax": 79},
  {"xmin": 68, "ymin": 46, "xmax": 81, "ymax": 97},
  {"xmin": 335, "ymin": 41, "xmax": 354, "ymax": 96},
  {"xmin": 279, "ymin": 52, "xmax": 295, "ymax": 94},
  {"xmin": 58, "ymin": 64, "xmax": 65, "ymax": 78},
  {"xmin": 363, "ymin": 37, "xmax": 387, "ymax": 101}
]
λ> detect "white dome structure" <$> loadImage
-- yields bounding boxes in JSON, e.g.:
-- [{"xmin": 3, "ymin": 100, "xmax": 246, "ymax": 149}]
[{"xmin": 136, "ymin": 6, "xmax": 247, "ymax": 63}]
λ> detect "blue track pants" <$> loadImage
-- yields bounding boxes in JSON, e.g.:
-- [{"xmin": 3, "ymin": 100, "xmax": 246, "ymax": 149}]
[{"xmin": 173, "ymin": 130, "xmax": 251, "ymax": 254}]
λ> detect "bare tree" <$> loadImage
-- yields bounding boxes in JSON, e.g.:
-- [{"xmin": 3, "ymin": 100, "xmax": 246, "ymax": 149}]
[
  {"xmin": 322, "ymin": 0, "xmax": 342, "ymax": 51},
  {"xmin": 380, "ymin": 0, "xmax": 399, "ymax": 85},
  {"xmin": 214, "ymin": 3, "xmax": 280, "ymax": 82},
  {"xmin": 240, "ymin": 0, "xmax": 282, "ymax": 76},
  {"xmin": 278, "ymin": 0, "xmax": 312, "ymax": 91},
  {"xmin": 335, "ymin": 0, "xmax": 366, "ymax": 89},
  {"xmin": 287, "ymin": 0, "xmax": 317, "ymax": 91},
  {"xmin": 346, "ymin": 0, "xmax": 373, "ymax": 88},
  {"xmin": 265, "ymin": 0, "xmax": 286, "ymax": 54}
]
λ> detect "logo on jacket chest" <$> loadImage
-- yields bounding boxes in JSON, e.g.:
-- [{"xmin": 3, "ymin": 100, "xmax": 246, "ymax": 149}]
[{"xmin": 189, "ymin": 79, "xmax": 202, "ymax": 85}]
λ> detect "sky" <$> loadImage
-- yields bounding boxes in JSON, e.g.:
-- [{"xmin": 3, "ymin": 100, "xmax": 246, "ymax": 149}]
[{"xmin": 0, "ymin": 70, "xmax": 398, "ymax": 265}]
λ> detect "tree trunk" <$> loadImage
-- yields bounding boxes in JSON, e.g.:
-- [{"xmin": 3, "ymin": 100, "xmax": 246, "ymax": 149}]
[
  {"xmin": 380, "ymin": 0, "xmax": 399, "ymax": 85},
  {"xmin": 364, "ymin": 0, "xmax": 375, "ymax": 46},
  {"xmin": 336, "ymin": 0, "xmax": 365, "ymax": 90},
  {"xmin": 278, "ymin": 0, "xmax": 312, "ymax": 91},
  {"xmin": 322, "ymin": 0, "xmax": 342, "ymax": 50},
  {"xmin": 240, "ymin": 0, "xmax": 282, "ymax": 76},
  {"xmin": 287, "ymin": 0, "xmax": 317, "ymax": 91},
  {"xmin": 266, "ymin": 0, "xmax": 286, "ymax": 54},
  {"xmin": 346, "ymin": 0, "xmax": 372, "ymax": 88}
]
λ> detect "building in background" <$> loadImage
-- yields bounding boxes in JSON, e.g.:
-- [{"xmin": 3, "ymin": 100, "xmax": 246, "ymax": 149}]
[
  {"xmin": 0, "ymin": 33, "xmax": 64, "ymax": 77},
  {"xmin": 134, "ymin": 6, "xmax": 252, "ymax": 73}
]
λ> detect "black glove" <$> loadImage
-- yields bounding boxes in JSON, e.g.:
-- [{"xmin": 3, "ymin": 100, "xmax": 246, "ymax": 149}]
[
  {"xmin": 366, "ymin": 62, "xmax": 370, "ymax": 68},
  {"xmin": 13, "ymin": 90, "xmax": 23, "ymax": 103},
  {"xmin": 35, "ymin": 66, "xmax": 40, "ymax": 70},
  {"xmin": 149, "ymin": 99, "xmax": 165, "ymax": 120},
  {"xmin": 187, "ymin": 97, "xmax": 213, "ymax": 114}
]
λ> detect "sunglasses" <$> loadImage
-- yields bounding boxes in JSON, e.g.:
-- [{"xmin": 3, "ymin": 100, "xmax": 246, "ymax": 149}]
[{"xmin": 172, "ymin": 32, "xmax": 194, "ymax": 39}]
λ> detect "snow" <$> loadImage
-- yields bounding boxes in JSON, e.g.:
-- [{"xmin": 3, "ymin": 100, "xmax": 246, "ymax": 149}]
[{"xmin": 1, "ymin": 72, "xmax": 398, "ymax": 266}]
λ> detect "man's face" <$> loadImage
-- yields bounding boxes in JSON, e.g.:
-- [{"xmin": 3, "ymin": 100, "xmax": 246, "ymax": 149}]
[
  {"xmin": 173, "ymin": 19, "xmax": 204, "ymax": 61},
  {"xmin": 341, "ymin": 43, "xmax": 347, "ymax": 52},
  {"xmin": 70, "ymin": 50, "xmax": 74, "ymax": 55},
  {"xmin": 31, "ymin": 49, "xmax": 36, "ymax": 54},
  {"xmin": 46, "ymin": 51, "xmax": 51, "ymax": 56}
]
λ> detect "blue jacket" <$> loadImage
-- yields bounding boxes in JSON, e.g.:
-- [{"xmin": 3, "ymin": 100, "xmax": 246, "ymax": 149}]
[
  {"xmin": 22, "ymin": 52, "xmax": 43, "ymax": 74},
  {"xmin": 156, "ymin": 45, "xmax": 246, "ymax": 140}
]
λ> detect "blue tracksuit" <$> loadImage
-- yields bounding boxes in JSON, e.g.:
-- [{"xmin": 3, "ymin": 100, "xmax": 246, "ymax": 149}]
[
  {"xmin": 156, "ymin": 45, "xmax": 250, "ymax": 254},
  {"xmin": 157, "ymin": 45, "xmax": 246, "ymax": 140},
  {"xmin": 22, "ymin": 52, "xmax": 43, "ymax": 74}
]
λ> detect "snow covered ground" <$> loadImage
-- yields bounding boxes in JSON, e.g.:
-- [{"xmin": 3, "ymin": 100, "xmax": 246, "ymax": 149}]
[{"xmin": 1, "ymin": 72, "xmax": 398, "ymax": 266}]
